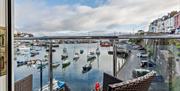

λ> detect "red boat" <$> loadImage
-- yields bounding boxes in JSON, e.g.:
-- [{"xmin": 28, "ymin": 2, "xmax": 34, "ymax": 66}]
[{"xmin": 100, "ymin": 42, "xmax": 112, "ymax": 47}]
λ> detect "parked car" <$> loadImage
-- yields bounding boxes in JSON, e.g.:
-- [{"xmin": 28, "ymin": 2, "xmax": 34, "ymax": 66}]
[
  {"xmin": 137, "ymin": 53, "xmax": 148, "ymax": 58},
  {"xmin": 133, "ymin": 45, "xmax": 141, "ymax": 50},
  {"xmin": 140, "ymin": 60, "xmax": 156, "ymax": 68},
  {"xmin": 132, "ymin": 69, "xmax": 150, "ymax": 78}
]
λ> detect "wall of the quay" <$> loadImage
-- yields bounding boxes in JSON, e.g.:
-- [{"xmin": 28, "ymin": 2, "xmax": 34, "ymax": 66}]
[{"xmin": 14, "ymin": 74, "xmax": 33, "ymax": 91}]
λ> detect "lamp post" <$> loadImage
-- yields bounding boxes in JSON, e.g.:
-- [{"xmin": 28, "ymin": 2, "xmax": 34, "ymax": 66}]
[{"xmin": 36, "ymin": 59, "xmax": 44, "ymax": 91}]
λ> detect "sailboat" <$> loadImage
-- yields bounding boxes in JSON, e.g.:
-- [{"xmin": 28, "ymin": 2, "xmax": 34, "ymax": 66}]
[
  {"xmin": 73, "ymin": 53, "xmax": 80, "ymax": 61},
  {"xmin": 96, "ymin": 48, "xmax": 100, "ymax": 55},
  {"xmin": 87, "ymin": 39, "xmax": 96, "ymax": 61},
  {"xmin": 61, "ymin": 48, "xmax": 68, "ymax": 60},
  {"xmin": 80, "ymin": 49, "xmax": 84, "ymax": 54}
]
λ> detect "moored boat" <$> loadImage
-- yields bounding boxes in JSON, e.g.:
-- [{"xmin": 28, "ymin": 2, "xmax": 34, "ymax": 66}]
[
  {"xmin": 73, "ymin": 53, "xmax": 80, "ymax": 61},
  {"xmin": 61, "ymin": 48, "xmax": 68, "ymax": 60},
  {"xmin": 61, "ymin": 53, "xmax": 68, "ymax": 60},
  {"xmin": 80, "ymin": 50, "xmax": 84, "ymax": 54},
  {"xmin": 82, "ymin": 63, "xmax": 92, "ymax": 73},
  {"xmin": 87, "ymin": 52, "xmax": 96, "ymax": 61},
  {"xmin": 96, "ymin": 48, "xmax": 100, "ymax": 55},
  {"xmin": 62, "ymin": 60, "xmax": 71, "ymax": 68},
  {"xmin": 46, "ymin": 49, "xmax": 56, "ymax": 52},
  {"xmin": 100, "ymin": 41, "xmax": 112, "ymax": 47},
  {"xmin": 52, "ymin": 63, "xmax": 60, "ymax": 68}
]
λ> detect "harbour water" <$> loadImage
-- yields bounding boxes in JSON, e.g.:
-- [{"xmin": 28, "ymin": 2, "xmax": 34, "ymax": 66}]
[{"xmin": 14, "ymin": 43, "xmax": 126, "ymax": 91}]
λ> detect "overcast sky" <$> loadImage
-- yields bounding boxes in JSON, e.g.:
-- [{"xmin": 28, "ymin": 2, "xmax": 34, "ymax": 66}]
[{"xmin": 15, "ymin": 0, "xmax": 180, "ymax": 36}]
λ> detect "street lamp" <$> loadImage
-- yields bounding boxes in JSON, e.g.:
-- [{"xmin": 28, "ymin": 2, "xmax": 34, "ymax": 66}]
[{"xmin": 36, "ymin": 59, "xmax": 46, "ymax": 91}]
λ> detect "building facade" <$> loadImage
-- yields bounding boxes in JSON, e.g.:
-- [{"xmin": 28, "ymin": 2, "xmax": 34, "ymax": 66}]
[
  {"xmin": 164, "ymin": 16, "xmax": 175, "ymax": 32},
  {"xmin": 149, "ymin": 11, "xmax": 178, "ymax": 33},
  {"xmin": 174, "ymin": 12, "xmax": 180, "ymax": 33}
]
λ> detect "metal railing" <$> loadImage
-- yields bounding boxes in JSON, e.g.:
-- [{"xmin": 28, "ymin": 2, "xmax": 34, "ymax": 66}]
[{"xmin": 14, "ymin": 34, "xmax": 180, "ymax": 91}]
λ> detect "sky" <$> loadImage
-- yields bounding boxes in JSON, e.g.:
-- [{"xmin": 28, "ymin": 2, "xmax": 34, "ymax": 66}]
[{"xmin": 15, "ymin": 0, "xmax": 180, "ymax": 36}]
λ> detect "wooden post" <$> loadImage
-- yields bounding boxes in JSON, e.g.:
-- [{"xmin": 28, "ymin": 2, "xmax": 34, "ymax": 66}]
[{"xmin": 48, "ymin": 41, "xmax": 53, "ymax": 91}]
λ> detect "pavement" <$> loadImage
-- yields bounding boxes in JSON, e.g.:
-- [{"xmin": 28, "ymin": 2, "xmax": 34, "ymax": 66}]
[{"xmin": 175, "ymin": 61, "xmax": 180, "ymax": 76}]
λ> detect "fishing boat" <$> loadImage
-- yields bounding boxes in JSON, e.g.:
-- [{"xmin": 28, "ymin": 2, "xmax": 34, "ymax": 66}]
[
  {"xmin": 38, "ymin": 79, "xmax": 65, "ymax": 91},
  {"xmin": 73, "ymin": 53, "xmax": 80, "ymax": 61},
  {"xmin": 82, "ymin": 63, "xmax": 92, "ymax": 73},
  {"xmin": 80, "ymin": 50, "xmax": 84, "ymax": 54},
  {"xmin": 96, "ymin": 48, "xmax": 100, "ymax": 55},
  {"xmin": 87, "ymin": 52, "xmax": 96, "ymax": 61},
  {"xmin": 100, "ymin": 41, "xmax": 112, "ymax": 47},
  {"xmin": 62, "ymin": 60, "xmax": 71, "ymax": 68}
]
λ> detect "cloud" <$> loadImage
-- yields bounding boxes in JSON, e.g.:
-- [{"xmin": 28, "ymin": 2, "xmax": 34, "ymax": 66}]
[{"xmin": 15, "ymin": 0, "xmax": 180, "ymax": 36}]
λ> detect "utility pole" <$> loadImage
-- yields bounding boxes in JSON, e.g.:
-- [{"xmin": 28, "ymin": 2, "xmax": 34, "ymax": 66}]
[
  {"xmin": 49, "ymin": 40, "xmax": 53, "ymax": 91},
  {"xmin": 113, "ymin": 39, "xmax": 117, "ymax": 77}
]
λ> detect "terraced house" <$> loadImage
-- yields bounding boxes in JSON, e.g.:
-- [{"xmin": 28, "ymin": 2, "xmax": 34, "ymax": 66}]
[{"xmin": 174, "ymin": 12, "xmax": 180, "ymax": 33}]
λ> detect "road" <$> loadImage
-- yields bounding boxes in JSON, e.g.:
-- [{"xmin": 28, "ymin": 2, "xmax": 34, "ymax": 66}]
[
  {"xmin": 116, "ymin": 48, "xmax": 169, "ymax": 91},
  {"xmin": 117, "ymin": 50, "xmax": 141, "ymax": 81}
]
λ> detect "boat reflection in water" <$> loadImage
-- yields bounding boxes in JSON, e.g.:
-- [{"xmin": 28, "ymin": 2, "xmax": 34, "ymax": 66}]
[{"xmin": 15, "ymin": 43, "xmax": 113, "ymax": 91}]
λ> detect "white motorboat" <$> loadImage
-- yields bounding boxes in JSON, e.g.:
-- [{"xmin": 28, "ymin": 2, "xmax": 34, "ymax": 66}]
[
  {"xmin": 62, "ymin": 60, "xmax": 71, "ymax": 68},
  {"xmin": 87, "ymin": 52, "xmax": 96, "ymax": 61},
  {"xmin": 18, "ymin": 45, "xmax": 30, "ymax": 55},
  {"xmin": 73, "ymin": 53, "xmax": 80, "ymax": 61}
]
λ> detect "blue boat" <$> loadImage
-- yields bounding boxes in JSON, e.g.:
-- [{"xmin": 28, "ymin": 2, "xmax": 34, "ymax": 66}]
[{"xmin": 38, "ymin": 79, "xmax": 65, "ymax": 91}]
